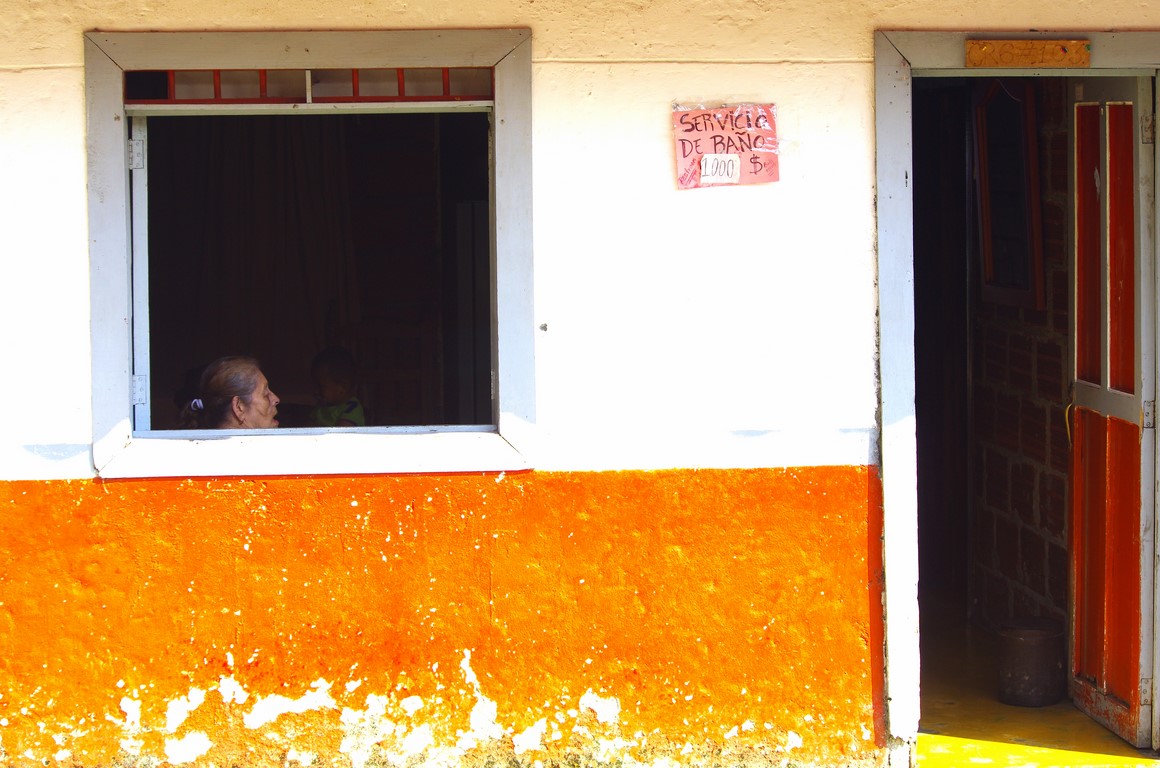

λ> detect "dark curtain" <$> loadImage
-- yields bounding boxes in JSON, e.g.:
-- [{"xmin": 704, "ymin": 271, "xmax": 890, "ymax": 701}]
[{"xmin": 146, "ymin": 115, "xmax": 359, "ymax": 425}]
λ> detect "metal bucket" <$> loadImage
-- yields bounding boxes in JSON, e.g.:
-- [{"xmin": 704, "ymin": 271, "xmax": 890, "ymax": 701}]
[{"xmin": 997, "ymin": 617, "xmax": 1065, "ymax": 707}]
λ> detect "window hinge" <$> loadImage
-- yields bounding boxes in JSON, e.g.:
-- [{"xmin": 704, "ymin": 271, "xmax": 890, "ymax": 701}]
[
  {"xmin": 1145, "ymin": 400, "xmax": 1156, "ymax": 429},
  {"xmin": 132, "ymin": 375, "xmax": 148, "ymax": 405},
  {"xmin": 128, "ymin": 139, "xmax": 145, "ymax": 170},
  {"xmin": 1143, "ymin": 114, "xmax": 1155, "ymax": 145}
]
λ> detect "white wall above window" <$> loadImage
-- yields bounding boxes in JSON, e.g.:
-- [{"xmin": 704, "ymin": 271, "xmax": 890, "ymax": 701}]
[{"xmin": 85, "ymin": 30, "xmax": 534, "ymax": 478}]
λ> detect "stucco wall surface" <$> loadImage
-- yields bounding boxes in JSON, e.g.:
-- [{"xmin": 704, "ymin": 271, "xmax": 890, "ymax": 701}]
[
  {"xmin": 0, "ymin": 467, "xmax": 884, "ymax": 767},
  {"xmin": 0, "ymin": 65, "xmax": 91, "ymax": 477},
  {"xmin": 0, "ymin": 0, "xmax": 888, "ymax": 478},
  {"xmin": 5, "ymin": 0, "xmax": 1160, "ymax": 484},
  {"xmin": 7, "ymin": 0, "xmax": 1160, "ymax": 63},
  {"xmin": 531, "ymin": 61, "xmax": 876, "ymax": 456}
]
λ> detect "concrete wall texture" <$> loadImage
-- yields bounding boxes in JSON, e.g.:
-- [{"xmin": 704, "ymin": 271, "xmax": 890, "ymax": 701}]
[{"xmin": 0, "ymin": 469, "xmax": 884, "ymax": 766}]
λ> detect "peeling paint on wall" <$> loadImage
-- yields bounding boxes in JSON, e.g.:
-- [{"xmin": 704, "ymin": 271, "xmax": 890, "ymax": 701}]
[
  {"xmin": 245, "ymin": 679, "xmax": 337, "ymax": 729},
  {"xmin": 164, "ymin": 688, "xmax": 204, "ymax": 732},
  {"xmin": 164, "ymin": 730, "xmax": 212, "ymax": 764},
  {"xmin": 0, "ymin": 467, "xmax": 885, "ymax": 766}
]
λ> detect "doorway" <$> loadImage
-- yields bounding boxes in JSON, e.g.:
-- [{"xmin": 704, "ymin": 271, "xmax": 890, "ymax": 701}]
[
  {"xmin": 911, "ymin": 71, "xmax": 1077, "ymax": 738},
  {"xmin": 876, "ymin": 31, "xmax": 1160, "ymax": 756},
  {"xmin": 912, "ymin": 74, "xmax": 1070, "ymax": 653}
]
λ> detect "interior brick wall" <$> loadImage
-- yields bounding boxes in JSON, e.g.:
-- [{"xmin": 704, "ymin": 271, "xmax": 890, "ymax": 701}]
[{"xmin": 970, "ymin": 79, "xmax": 1071, "ymax": 628}]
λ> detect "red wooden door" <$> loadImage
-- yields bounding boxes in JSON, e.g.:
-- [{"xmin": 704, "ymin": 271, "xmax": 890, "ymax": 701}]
[{"xmin": 1070, "ymin": 77, "xmax": 1154, "ymax": 748}]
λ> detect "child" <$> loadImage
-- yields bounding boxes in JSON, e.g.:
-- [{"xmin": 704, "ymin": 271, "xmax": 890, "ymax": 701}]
[{"xmin": 309, "ymin": 346, "xmax": 366, "ymax": 427}]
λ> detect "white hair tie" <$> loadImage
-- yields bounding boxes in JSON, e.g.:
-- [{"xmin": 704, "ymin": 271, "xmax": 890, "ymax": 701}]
[{"xmin": 191, "ymin": 398, "xmax": 204, "ymax": 411}]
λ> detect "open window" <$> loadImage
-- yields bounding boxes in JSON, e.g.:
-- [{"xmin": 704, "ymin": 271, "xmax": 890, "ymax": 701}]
[
  {"xmin": 134, "ymin": 109, "xmax": 492, "ymax": 430},
  {"xmin": 86, "ymin": 31, "xmax": 534, "ymax": 477}
]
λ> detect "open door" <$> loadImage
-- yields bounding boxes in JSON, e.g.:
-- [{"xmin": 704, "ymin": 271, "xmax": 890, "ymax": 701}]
[{"xmin": 1069, "ymin": 76, "xmax": 1156, "ymax": 748}]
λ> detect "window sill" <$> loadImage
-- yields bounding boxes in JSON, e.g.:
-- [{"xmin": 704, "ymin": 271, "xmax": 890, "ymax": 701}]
[{"xmin": 95, "ymin": 428, "xmax": 528, "ymax": 478}]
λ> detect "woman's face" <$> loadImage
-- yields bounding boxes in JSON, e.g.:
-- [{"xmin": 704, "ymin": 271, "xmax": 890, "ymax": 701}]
[{"xmin": 235, "ymin": 371, "xmax": 280, "ymax": 428}]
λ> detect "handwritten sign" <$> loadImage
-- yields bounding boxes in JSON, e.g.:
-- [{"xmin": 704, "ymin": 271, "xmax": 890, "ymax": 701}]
[
  {"xmin": 673, "ymin": 103, "xmax": 779, "ymax": 190},
  {"xmin": 966, "ymin": 39, "xmax": 1090, "ymax": 68}
]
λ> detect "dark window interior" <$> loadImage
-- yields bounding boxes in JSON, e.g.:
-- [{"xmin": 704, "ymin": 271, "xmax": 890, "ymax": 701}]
[{"xmin": 142, "ymin": 112, "xmax": 492, "ymax": 428}]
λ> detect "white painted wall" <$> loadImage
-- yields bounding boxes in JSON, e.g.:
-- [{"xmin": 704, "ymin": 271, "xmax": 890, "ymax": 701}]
[
  {"xmin": 0, "ymin": 67, "xmax": 93, "ymax": 477},
  {"xmin": 2, "ymin": 1, "xmax": 1157, "ymax": 479},
  {"xmin": 532, "ymin": 61, "xmax": 877, "ymax": 469}
]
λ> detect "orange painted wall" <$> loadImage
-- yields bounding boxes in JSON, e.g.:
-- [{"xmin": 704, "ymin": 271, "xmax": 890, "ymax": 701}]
[{"xmin": 0, "ymin": 466, "xmax": 885, "ymax": 767}]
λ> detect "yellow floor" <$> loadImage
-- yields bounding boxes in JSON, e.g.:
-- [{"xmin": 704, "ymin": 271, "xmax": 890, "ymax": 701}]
[{"xmin": 917, "ymin": 597, "xmax": 1160, "ymax": 768}]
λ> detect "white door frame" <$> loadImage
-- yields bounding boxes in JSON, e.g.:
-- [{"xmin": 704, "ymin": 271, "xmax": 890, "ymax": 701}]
[{"xmin": 875, "ymin": 29, "xmax": 1160, "ymax": 758}]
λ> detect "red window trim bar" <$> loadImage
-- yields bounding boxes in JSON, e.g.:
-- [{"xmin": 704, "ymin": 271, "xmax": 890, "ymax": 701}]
[{"xmin": 124, "ymin": 67, "xmax": 494, "ymax": 105}]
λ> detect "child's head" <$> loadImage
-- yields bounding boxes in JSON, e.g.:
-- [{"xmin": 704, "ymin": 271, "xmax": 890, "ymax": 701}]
[{"xmin": 311, "ymin": 346, "xmax": 357, "ymax": 405}]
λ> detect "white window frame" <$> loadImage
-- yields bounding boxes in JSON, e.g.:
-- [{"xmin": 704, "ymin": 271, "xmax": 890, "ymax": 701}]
[{"xmin": 85, "ymin": 30, "xmax": 535, "ymax": 477}]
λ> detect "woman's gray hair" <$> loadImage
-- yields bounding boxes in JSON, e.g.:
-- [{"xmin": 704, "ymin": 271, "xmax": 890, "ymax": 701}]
[{"xmin": 179, "ymin": 356, "xmax": 262, "ymax": 429}]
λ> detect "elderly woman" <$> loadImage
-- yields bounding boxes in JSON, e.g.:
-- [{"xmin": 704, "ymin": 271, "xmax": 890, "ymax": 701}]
[{"xmin": 180, "ymin": 356, "xmax": 281, "ymax": 429}]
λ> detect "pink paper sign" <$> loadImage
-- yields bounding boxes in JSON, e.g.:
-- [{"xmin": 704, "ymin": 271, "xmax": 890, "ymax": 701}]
[{"xmin": 672, "ymin": 103, "xmax": 779, "ymax": 190}]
